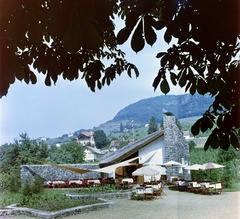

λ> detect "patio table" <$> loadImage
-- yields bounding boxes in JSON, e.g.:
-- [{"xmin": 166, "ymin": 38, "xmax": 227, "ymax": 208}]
[{"xmin": 122, "ymin": 178, "xmax": 134, "ymax": 183}]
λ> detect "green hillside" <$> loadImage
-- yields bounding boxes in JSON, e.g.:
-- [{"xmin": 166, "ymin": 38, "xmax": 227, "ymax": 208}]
[
  {"xmin": 48, "ymin": 94, "xmax": 212, "ymax": 144},
  {"xmin": 97, "ymin": 94, "xmax": 212, "ymax": 134}
]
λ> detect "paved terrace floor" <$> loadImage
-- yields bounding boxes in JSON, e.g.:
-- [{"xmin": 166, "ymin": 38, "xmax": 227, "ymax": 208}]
[{"xmin": 2, "ymin": 188, "xmax": 240, "ymax": 219}]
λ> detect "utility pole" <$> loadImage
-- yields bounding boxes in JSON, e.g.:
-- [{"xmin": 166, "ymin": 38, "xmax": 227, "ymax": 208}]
[{"xmin": 131, "ymin": 120, "xmax": 135, "ymax": 142}]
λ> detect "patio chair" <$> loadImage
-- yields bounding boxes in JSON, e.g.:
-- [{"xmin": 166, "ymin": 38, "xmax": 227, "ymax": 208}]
[
  {"xmin": 214, "ymin": 182, "xmax": 223, "ymax": 194},
  {"xmin": 144, "ymin": 187, "xmax": 154, "ymax": 200},
  {"xmin": 131, "ymin": 187, "xmax": 145, "ymax": 200}
]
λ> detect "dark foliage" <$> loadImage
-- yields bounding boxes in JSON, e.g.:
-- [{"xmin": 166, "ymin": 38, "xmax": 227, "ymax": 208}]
[
  {"xmin": 93, "ymin": 130, "xmax": 109, "ymax": 149},
  {"xmin": 1, "ymin": 0, "xmax": 239, "ymax": 151},
  {"xmin": 148, "ymin": 116, "xmax": 158, "ymax": 134}
]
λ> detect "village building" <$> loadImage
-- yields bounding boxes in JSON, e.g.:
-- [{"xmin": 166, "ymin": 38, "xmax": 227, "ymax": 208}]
[
  {"xmin": 84, "ymin": 146, "xmax": 105, "ymax": 162},
  {"xmin": 76, "ymin": 131, "xmax": 95, "ymax": 146},
  {"xmin": 109, "ymin": 140, "xmax": 120, "ymax": 151}
]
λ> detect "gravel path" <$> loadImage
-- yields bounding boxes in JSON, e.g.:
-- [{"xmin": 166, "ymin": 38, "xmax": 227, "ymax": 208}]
[{"xmin": 2, "ymin": 189, "xmax": 239, "ymax": 219}]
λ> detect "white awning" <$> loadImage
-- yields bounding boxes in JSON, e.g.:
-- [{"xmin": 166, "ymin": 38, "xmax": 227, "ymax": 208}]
[{"xmin": 94, "ymin": 157, "xmax": 139, "ymax": 174}]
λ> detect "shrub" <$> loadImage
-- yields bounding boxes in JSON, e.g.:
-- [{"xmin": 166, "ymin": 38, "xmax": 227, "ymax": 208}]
[
  {"xmin": 21, "ymin": 176, "xmax": 44, "ymax": 197},
  {"xmin": 0, "ymin": 171, "xmax": 21, "ymax": 193}
]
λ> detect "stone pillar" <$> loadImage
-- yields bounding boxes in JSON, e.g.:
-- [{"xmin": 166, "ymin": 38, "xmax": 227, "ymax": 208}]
[{"xmin": 163, "ymin": 113, "xmax": 190, "ymax": 179}]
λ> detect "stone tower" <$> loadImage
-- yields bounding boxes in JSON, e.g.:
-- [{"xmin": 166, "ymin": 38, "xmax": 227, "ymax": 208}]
[{"xmin": 163, "ymin": 113, "xmax": 190, "ymax": 179}]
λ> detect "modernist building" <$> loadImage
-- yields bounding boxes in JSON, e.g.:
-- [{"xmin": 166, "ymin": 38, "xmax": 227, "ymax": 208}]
[{"xmin": 99, "ymin": 113, "xmax": 190, "ymax": 182}]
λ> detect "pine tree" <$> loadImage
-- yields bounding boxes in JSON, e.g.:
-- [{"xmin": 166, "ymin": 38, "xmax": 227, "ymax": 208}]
[{"xmin": 148, "ymin": 116, "xmax": 158, "ymax": 134}]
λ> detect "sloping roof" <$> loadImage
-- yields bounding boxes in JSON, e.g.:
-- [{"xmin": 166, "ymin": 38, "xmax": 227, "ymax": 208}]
[
  {"xmin": 86, "ymin": 146, "xmax": 104, "ymax": 155},
  {"xmin": 99, "ymin": 130, "xmax": 164, "ymax": 167},
  {"xmin": 110, "ymin": 140, "xmax": 120, "ymax": 147},
  {"xmin": 77, "ymin": 132, "xmax": 93, "ymax": 139},
  {"xmin": 191, "ymin": 137, "xmax": 208, "ymax": 148}
]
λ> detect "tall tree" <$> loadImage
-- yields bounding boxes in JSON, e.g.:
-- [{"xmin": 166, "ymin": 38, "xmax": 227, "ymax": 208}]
[
  {"xmin": 0, "ymin": 0, "xmax": 239, "ymax": 151},
  {"xmin": 0, "ymin": 133, "xmax": 49, "ymax": 173},
  {"xmin": 93, "ymin": 130, "xmax": 108, "ymax": 149},
  {"xmin": 48, "ymin": 141, "xmax": 85, "ymax": 164},
  {"xmin": 148, "ymin": 116, "xmax": 158, "ymax": 134}
]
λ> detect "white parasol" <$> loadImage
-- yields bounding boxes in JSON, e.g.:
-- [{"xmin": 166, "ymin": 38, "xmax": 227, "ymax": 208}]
[
  {"xmin": 163, "ymin": 160, "xmax": 182, "ymax": 167},
  {"xmin": 185, "ymin": 164, "xmax": 202, "ymax": 170},
  {"xmin": 132, "ymin": 166, "xmax": 160, "ymax": 176},
  {"xmin": 200, "ymin": 162, "xmax": 225, "ymax": 170}
]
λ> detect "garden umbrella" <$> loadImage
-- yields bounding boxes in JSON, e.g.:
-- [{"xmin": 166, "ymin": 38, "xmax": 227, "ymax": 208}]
[
  {"xmin": 163, "ymin": 160, "xmax": 181, "ymax": 179},
  {"xmin": 185, "ymin": 164, "xmax": 202, "ymax": 170},
  {"xmin": 200, "ymin": 162, "xmax": 225, "ymax": 170},
  {"xmin": 132, "ymin": 166, "xmax": 160, "ymax": 176},
  {"xmin": 163, "ymin": 160, "xmax": 182, "ymax": 167}
]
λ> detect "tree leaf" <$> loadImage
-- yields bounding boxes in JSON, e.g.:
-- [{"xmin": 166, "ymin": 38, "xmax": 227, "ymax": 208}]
[
  {"xmin": 164, "ymin": 29, "xmax": 172, "ymax": 44},
  {"xmin": 156, "ymin": 52, "xmax": 166, "ymax": 58},
  {"xmin": 179, "ymin": 69, "xmax": 187, "ymax": 87},
  {"xmin": 170, "ymin": 72, "xmax": 177, "ymax": 85},
  {"xmin": 132, "ymin": 64, "xmax": 140, "ymax": 78},
  {"xmin": 191, "ymin": 118, "xmax": 202, "ymax": 136},
  {"xmin": 152, "ymin": 74, "xmax": 161, "ymax": 91},
  {"xmin": 153, "ymin": 68, "xmax": 165, "ymax": 90},
  {"xmin": 204, "ymin": 129, "xmax": 219, "ymax": 150},
  {"xmin": 200, "ymin": 116, "xmax": 211, "ymax": 132},
  {"xmin": 131, "ymin": 19, "xmax": 145, "ymax": 52},
  {"xmin": 97, "ymin": 80, "xmax": 102, "ymax": 90},
  {"xmin": 197, "ymin": 78, "xmax": 207, "ymax": 95},
  {"xmin": 185, "ymin": 81, "xmax": 192, "ymax": 92},
  {"xmin": 160, "ymin": 79, "xmax": 170, "ymax": 94},
  {"xmin": 30, "ymin": 71, "xmax": 37, "ymax": 84},
  {"xmin": 127, "ymin": 64, "xmax": 132, "ymax": 78},
  {"xmin": 144, "ymin": 15, "xmax": 157, "ymax": 46},
  {"xmin": 189, "ymin": 82, "xmax": 196, "ymax": 95},
  {"xmin": 117, "ymin": 28, "xmax": 132, "ymax": 45},
  {"xmin": 63, "ymin": 20, "xmax": 83, "ymax": 53},
  {"xmin": 45, "ymin": 74, "xmax": 51, "ymax": 86},
  {"xmin": 125, "ymin": 11, "xmax": 140, "ymax": 28},
  {"xmin": 160, "ymin": 54, "xmax": 169, "ymax": 67},
  {"xmin": 230, "ymin": 131, "xmax": 239, "ymax": 149},
  {"xmin": 151, "ymin": 20, "xmax": 165, "ymax": 30},
  {"xmin": 219, "ymin": 133, "xmax": 230, "ymax": 151}
]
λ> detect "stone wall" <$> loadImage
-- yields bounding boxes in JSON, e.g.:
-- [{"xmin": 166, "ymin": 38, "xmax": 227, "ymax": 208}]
[
  {"xmin": 163, "ymin": 114, "xmax": 190, "ymax": 179},
  {"xmin": 20, "ymin": 164, "xmax": 101, "ymax": 183}
]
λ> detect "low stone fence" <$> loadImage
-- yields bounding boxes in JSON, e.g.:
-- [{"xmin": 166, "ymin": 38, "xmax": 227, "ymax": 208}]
[
  {"xmin": 0, "ymin": 198, "xmax": 114, "ymax": 219},
  {"xmin": 20, "ymin": 164, "xmax": 101, "ymax": 183},
  {"xmin": 0, "ymin": 192, "xmax": 131, "ymax": 218},
  {"xmin": 66, "ymin": 191, "xmax": 132, "ymax": 200}
]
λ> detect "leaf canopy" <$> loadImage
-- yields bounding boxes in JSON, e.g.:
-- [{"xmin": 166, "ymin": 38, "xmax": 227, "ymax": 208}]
[{"xmin": 0, "ymin": 0, "xmax": 239, "ymax": 151}]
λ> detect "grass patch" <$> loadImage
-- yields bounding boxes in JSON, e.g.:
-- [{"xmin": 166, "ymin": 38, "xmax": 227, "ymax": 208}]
[
  {"xmin": 0, "ymin": 190, "xmax": 24, "ymax": 208},
  {"xmin": 0, "ymin": 189, "xmax": 102, "ymax": 211},
  {"xmin": 71, "ymin": 184, "xmax": 120, "ymax": 194},
  {"xmin": 18, "ymin": 193, "xmax": 102, "ymax": 211},
  {"xmin": 223, "ymin": 179, "xmax": 240, "ymax": 192}
]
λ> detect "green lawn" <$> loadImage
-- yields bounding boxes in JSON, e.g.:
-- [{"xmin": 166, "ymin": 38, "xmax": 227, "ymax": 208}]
[
  {"xmin": 223, "ymin": 179, "xmax": 240, "ymax": 192},
  {"xmin": 0, "ymin": 189, "xmax": 102, "ymax": 210}
]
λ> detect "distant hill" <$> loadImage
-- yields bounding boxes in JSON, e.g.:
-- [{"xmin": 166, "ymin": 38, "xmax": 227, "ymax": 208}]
[
  {"xmin": 97, "ymin": 94, "xmax": 213, "ymax": 134},
  {"xmin": 48, "ymin": 93, "xmax": 213, "ymax": 144}
]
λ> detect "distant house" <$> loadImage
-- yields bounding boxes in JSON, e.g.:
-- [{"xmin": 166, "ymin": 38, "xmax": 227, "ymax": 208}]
[
  {"xmin": 84, "ymin": 146, "xmax": 105, "ymax": 162},
  {"xmin": 99, "ymin": 114, "xmax": 190, "ymax": 182},
  {"xmin": 110, "ymin": 140, "xmax": 120, "ymax": 151},
  {"xmin": 38, "ymin": 137, "xmax": 47, "ymax": 141},
  {"xmin": 189, "ymin": 137, "xmax": 208, "ymax": 148},
  {"xmin": 77, "ymin": 131, "xmax": 95, "ymax": 146},
  {"xmin": 183, "ymin": 131, "xmax": 190, "ymax": 140}
]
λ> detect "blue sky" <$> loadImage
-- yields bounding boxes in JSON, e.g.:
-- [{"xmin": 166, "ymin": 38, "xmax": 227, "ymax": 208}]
[{"xmin": 0, "ymin": 30, "xmax": 185, "ymax": 145}]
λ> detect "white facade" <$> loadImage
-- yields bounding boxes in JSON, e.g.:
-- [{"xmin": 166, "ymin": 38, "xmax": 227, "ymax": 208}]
[
  {"xmin": 138, "ymin": 136, "xmax": 166, "ymax": 182},
  {"xmin": 84, "ymin": 148, "xmax": 95, "ymax": 162}
]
